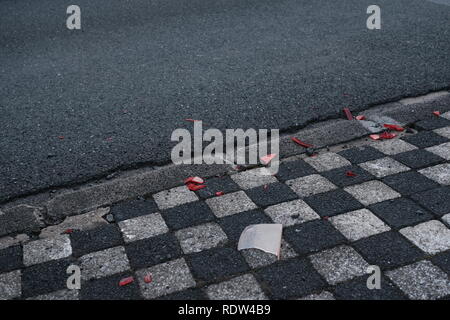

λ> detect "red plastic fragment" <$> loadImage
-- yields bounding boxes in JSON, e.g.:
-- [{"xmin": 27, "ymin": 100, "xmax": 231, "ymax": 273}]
[
  {"xmin": 215, "ymin": 191, "xmax": 224, "ymax": 196},
  {"xmin": 186, "ymin": 183, "xmax": 206, "ymax": 191},
  {"xmin": 379, "ymin": 132, "xmax": 396, "ymax": 139},
  {"xmin": 260, "ymin": 154, "xmax": 276, "ymax": 165},
  {"xmin": 291, "ymin": 137, "xmax": 313, "ymax": 148},
  {"xmin": 184, "ymin": 176, "xmax": 204, "ymax": 184},
  {"xmin": 119, "ymin": 277, "xmax": 134, "ymax": 287},
  {"xmin": 343, "ymin": 108, "xmax": 354, "ymax": 120},
  {"xmin": 63, "ymin": 229, "xmax": 74, "ymax": 234},
  {"xmin": 433, "ymin": 111, "xmax": 441, "ymax": 117},
  {"xmin": 144, "ymin": 274, "xmax": 152, "ymax": 284},
  {"xmin": 383, "ymin": 124, "xmax": 404, "ymax": 132},
  {"xmin": 355, "ymin": 115, "xmax": 366, "ymax": 120},
  {"xmin": 345, "ymin": 171, "xmax": 357, "ymax": 177},
  {"xmin": 370, "ymin": 134, "xmax": 381, "ymax": 140}
]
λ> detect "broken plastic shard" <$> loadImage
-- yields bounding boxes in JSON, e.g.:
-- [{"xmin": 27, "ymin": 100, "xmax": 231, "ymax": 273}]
[
  {"xmin": 370, "ymin": 134, "xmax": 381, "ymax": 140},
  {"xmin": 237, "ymin": 224, "xmax": 283, "ymax": 258},
  {"xmin": 383, "ymin": 124, "xmax": 404, "ymax": 132},
  {"xmin": 215, "ymin": 191, "xmax": 224, "ymax": 196},
  {"xmin": 433, "ymin": 111, "xmax": 441, "ymax": 117},
  {"xmin": 184, "ymin": 176, "xmax": 204, "ymax": 184},
  {"xmin": 291, "ymin": 137, "xmax": 313, "ymax": 148},
  {"xmin": 186, "ymin": 183, "xmax": 206, "ymax": 191},
  {"xmin": 355, "ymin": 115, "xmax": 366, "ymax": 120},
  {"xmin": 379, "ymin": 131, "xmax": 396, "ymax": 139},
  {"xmin": 260, "ymin": 153, "xmax": 277, "ymax": 165},
  {"xmin": 343, "ymin": 108, "xmax": 354, "ymax": 120},
  {"xmin": 144, "ymin": 274, "xmax": 152, "ymax": 284},
  {"xmin": 345, "ymin": 171, "xmax": 357, "ymax": 177},
  {"xmin": 119, "ymin": 277, "xmax": 134, "ymax": 286}
]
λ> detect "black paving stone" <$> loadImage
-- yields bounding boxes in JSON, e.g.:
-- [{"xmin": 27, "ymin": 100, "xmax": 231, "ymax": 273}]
[
  {"xmin": 275, "ymin": 159, "xmax": 317, "ymax": 181},
  {"xmin": 161, "ymin": 201, "xmax": 215, "ymax": 230},
  {"xmin": 369, "ymin": 198, "xmax": 433, "ymax": 229},
  {"xmin": 321, "ymin": 165, "xmax": 375, "ymax": 187},
  {"xmin": 415, "ymin": 117, "xmax": 450, "ymax": 131},
  {"xmin": 338, "ymin": 146, "xmax": 385, "ymax": 164},
  {"xmin": 401, "ymin": 131, "xmax": 448, "ymax": 149},
  {"xmin": 0, "ymin": 245, "xmax": 23, "ymax": 273},
  {"xmin": 21, "ymin": 258, "xmax": 74, "ymax": 298},
  {"xmin": 411, "ymin": 187, "xmax": 450, "ymax": 217},
  {"xmin": 256, "ymin": 258, "xmax": 326, "ymax": 299},
  {"xmin": 110, "ymin": 199, "xmax": 158, "ymax": 222},
  {"xmin": 245, "ymin": 182, "xmax": 298, "ymax": 207},
  {"xmin": 157, "ymin": 288, "xmax": 208, "ymax": 300},
  {"xmin": 304, "ymin": 189, "xmax": 363, "ymax": 217},
  {"xmin": 333, "ymin": 275, "xmax": 407, "ymax": 300},
  {"xmin": 125, "ymin": 233, "xmax": 182, "ymax": 269},
  {"xmin": 354, "ymin": 231, "xmax": 424, "ymax": 269},
  {"xmin": 393, "ymin": 149, "xmax": 445, "ymax": 169},
  {"xmin": 187, "ymin": 247, "xmax": 249, "ymax": 283},
  {"xmin": 81, "ymin": 272, "xmax": 142, "ymax": 300},
  {"xmin": 70, "ymin": 224, "xmax": 124, "ymax": 257},
  {"xmin": 283, "ymin": 220, "xmax": 346, "ymax": 255},
  {"xmin": 382, "ymin": 171, "xmax": 440, "ymax": 196},
  {"xmin": 218, "ymin": 209, "xmax": 272, "ymax": 244},
  {"xmin": 195, "ymin": 176, "xmax": 240, "ymax": 199},
  {"xmin": 431, "ymin": 250, "xmax": 450, "ymax": 275}
]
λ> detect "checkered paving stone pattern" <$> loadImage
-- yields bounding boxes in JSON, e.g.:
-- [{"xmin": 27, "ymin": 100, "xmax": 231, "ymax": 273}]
[{"xmin": 1, "ymin": 125, "xmax": 450, "ymax": 300}]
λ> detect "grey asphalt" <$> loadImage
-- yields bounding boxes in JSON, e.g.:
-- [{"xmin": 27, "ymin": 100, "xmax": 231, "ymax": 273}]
[{"xmin": 1, "ymin": 0, "xmax": 449, "ymax": 203}]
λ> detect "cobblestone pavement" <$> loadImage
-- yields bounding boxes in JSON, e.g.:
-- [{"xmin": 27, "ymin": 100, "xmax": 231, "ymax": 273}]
[{"xmin": 1, "ymin": 113, "xmax": 450, "ymax": 300}]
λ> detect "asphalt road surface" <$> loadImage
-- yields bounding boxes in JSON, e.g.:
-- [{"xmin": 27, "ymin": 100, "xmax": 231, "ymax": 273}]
[{"xmin": 1, "ymin": 0, "xmax": 449, "ymax": 202}]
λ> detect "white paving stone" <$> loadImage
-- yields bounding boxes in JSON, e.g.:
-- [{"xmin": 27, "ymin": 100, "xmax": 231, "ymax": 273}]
[
  {"xmin": 286, "ymin": 174, "xmax": 337, "ymax": 198},
  {"xmin": 330, "ymin": 209, "xmax": 390, "ymax": 241},
  {"xmin": 309, "ymin": 245, "xmax": 369, "ymax": 285},
  {"xmin": 304, "ymin": 152, "xmax": 351, "ymax": 172},
  {"xmin": 153, "ymin": 186, "xmax": 198, "ymax": 210},
  {"xmin": 0, "ymin": 270, "xmax": 21, "ymax": 300},
  {"xmin": 344, "ymin": 180, "xmax": 400, "ymax": 206},
  {"xmin": 136, "ymin": 258, "xmax": 196, "ymax": 299},
  {"xmin": 419, "ymin": 163, "xmax": 450, "ymax": 185},
  {"xmin": 371, "ymin": 139, "xmax": 418, "ymax": 155},
  {"xmin": 434, "ymin": 126, "xmax": 450, "ymax": 139},
  {"xmin": 264, "ymin": 199, "xmax": 320, "ymax": 226},
  {"xmin": 175, "ymin": 222, "xmax": 228, "ymax": 254},
  {"xmin": 118, "ymin": 213, "xmax": 168, "ymax": 243},
  {"xmin": 206, "ymin": 274, "xmax": 267, "ymax": 300},
  {"xmin": 79, "ymin": 246, "xmax": 130, "ymax": 280},
  {"xmin": 386, "ymin": 260, "xmax": 450, "ymax": 300},
  {"xmin": 230, "ymin": 168, "xmax": 278, "ymax": 189},
  {"xmin": 205, "ymin": 191, "xmax": 257, "ymax": 217},
  {"xmin": 400, "ymin": 220, "xmax": 450, "ymax": 254},
  {"xmin": 426, "ymin": 142, "xmax": 450, "ymax": 160},
  {"xmin": 359, "ymin": 157, "xmax": 410, "ymax": 178},
  {"xmin": 23, "ymin": 235, "xmax": 72, "ymax": 266}
]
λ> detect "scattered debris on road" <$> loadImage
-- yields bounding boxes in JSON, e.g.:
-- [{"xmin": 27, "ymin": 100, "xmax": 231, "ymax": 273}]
[
  {"xmin": 343, "ymin": 107, "xmax": 354, "ymax": 120},
  {"xmin": 119, "ymin": 277, "xmax": 134, "ymax": 287},
  {"xmin": 260, "ymin": 154, "xmax": 277, "ymax": 165},
  {"xmin": 291, "ymin": 137, "xmax": 313, "ymax": 148}
]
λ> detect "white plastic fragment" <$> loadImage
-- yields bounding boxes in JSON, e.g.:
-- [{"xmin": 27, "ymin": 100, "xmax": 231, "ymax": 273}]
[{"xmin": 237, "ymin": 224, "xmax": 283, "ymax": 258}]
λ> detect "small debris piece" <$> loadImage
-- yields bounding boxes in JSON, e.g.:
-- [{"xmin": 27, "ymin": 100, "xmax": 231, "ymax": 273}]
[
  {"xmin": 291, "ymin": 137, "xmax": 313, "ymax": 148},
  {"xmin": 186, "ymin": 183, "xmax": 207, "ymax": 191},
  {"xmin": 379, "ymin": 131, "xmax": 396, "ymax": 139},
  {"xmin": 62, "ymin": 229, "xmax": 74, "ymax": 234},
  {"xmin": 238, "ymin": 224, "xmax": 283, "ymax": 259},
  {"xmin": 355, "ymin": 115, "xmax": 366, "ymax": 120},
  {"xmin": 345, "ymin": 171, "xmax": 357, "ymax": 177},
  {"xmin": 322, "ymin": 216, "xmax": 329, "ymax": 221},
  {"xmin": 184, "ymin": 176, "xmax": 204, "ymax": 184},
  {"xmin": 215, "ymin": 191, "xmax": 224, "ymax": 196},
  {"xmin": 383, "ymin": 124, "xmax": 404, "ymax": 132},
  {"xmin": 263, "ymin": 184, "xmax": 269, "ymax": 191},
  {"xmin": 58, "ymin": 136, "xmax": 64, "ymax": 140},
  {"xmin": 433, "ymin": 111, "xmax": 441, "ymax": 117},
  {"xmin": 144, "ymin": 274, "xmax": 152, "ymax": 284},
  {"xmin": 260, "ymin": 154, "xmax": 277, "ymax": 165},
  {"xmin": 119, "ymin": 277, "xmax": 134, "ymax": 287},
  {"xmin": 343, "ymin": 108, "xmax": 354, "ymax": 120}
]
